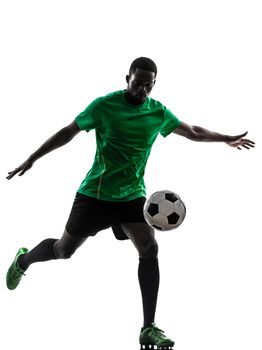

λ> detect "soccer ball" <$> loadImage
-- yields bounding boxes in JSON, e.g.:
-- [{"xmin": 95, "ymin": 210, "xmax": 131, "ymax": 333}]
[{"xmin": 143, "ymin": 190, "xmax": 186, "ymax": 231}]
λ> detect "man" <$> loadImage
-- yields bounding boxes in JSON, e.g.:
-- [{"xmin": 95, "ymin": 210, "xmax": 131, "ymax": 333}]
[{"xmin": 6, "ymin": 57, "xmax": 255, "ymax": 349}]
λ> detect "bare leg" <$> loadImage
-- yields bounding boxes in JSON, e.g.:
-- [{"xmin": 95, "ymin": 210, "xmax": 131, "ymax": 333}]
[
  {"xmin": 121, "ymin": 223, "xmax": 158, "ymax": 259},
  {"xmin": 53, "ymin": 229, "xmax": 88, "ymax": 259},
  {"xmin": 18, "ymin": 229, "xmax": 88, "ymax": 270}
]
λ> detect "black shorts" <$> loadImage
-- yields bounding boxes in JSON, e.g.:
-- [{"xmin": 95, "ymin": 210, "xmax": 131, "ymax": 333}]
[{"xmin": 65, "ymin": 192, "xmax": 147, "ymax": 239}]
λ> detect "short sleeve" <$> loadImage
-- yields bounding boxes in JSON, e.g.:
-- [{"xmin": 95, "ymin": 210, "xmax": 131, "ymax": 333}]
[
  {"xmin": 160, "ymin": 107, "xmax": 182, "ymax": 137},
  {"xmin": 75, "ymin": 98, "xmax": 101, "ymax": 131}
]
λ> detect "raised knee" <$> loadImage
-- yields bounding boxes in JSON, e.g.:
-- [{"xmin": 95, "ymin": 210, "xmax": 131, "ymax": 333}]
[
  {"xmin": 58, "ymin": 249, "xmax": 75, "ymax": 259},
  {"xmin": 140, "ymin": 241, "xmax": 158, "ymax": 259},
  {"xmin": 53, "ymin": 242, "xmax": 75, "ymax": 259}
]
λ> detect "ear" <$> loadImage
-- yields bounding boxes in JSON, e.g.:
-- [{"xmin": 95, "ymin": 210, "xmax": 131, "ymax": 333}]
[{"xmin": 126, "ymin": 75, "xmax": 129, "ymax": 84}]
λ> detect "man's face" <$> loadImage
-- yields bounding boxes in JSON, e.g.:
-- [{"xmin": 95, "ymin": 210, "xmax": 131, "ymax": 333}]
[{"xmin": 126, "ymin": 68, "xmax": 156, "ymax": 104}]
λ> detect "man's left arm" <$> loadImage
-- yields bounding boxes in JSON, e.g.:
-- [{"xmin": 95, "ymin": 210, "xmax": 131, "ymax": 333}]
[{"xmin": 173, "ymin": 122, "xmax": 255, "ymax": 150}]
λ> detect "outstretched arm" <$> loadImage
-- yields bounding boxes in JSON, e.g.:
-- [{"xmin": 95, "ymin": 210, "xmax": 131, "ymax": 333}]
[
  {"xmin": 173, "ymin": 122, "xmax": 255, "ymax": 150},
  {"xmin": 6, "ymin": 120, "xmax": 81, "ymax": 180}
]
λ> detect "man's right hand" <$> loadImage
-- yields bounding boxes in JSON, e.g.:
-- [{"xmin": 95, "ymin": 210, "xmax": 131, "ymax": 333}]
[
  {"xmin": 6, "ymin": 120, "xmax": 81, "ymax": 180},
  {"xmin": 6, "ymin": 158, "xmax": 34, "ymax": 180}
]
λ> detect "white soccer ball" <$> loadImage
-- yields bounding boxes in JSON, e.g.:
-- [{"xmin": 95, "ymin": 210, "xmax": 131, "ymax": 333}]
[{"xmin": 143, "ymin": 190, "xmax": 186, "ymax": 231}]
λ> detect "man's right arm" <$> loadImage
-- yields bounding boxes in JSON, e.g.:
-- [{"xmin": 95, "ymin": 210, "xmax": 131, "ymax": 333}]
[{"xmin": 6, "ymin": 120, "xmax": 81, "ymax": 180}]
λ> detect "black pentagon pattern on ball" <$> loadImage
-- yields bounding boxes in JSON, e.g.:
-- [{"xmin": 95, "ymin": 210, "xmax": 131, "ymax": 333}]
[
  {"xmin": 167, "ymin": 212, "xmax": 180, "ymax": 225},
  {"xmin": 165, "ymin": 192, "xmax": 178, "ymax": 203},
  {"xmin": 147, "ymin": 203, "xmax": 159, "ymax": 217}
]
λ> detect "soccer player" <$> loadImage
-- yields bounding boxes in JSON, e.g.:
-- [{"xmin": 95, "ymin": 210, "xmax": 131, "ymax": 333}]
[{"xmin": 6, "ymin": 57, "xmax": 255, "ymax": 349}]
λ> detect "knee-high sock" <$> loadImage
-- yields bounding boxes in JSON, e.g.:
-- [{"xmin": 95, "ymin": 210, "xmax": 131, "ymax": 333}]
[
  {"xmin": 18, "ymin": 238, "xmax": 58, "ymax": 271},
  {"xmin": 138, "ymin": 258, "xmax": 160, "ymax": 328}
]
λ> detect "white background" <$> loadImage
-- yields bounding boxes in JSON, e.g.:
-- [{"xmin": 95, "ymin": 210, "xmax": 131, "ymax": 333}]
[{"xmin": 0, "ymin": 1, "xmax": 261, "ymax": 349}]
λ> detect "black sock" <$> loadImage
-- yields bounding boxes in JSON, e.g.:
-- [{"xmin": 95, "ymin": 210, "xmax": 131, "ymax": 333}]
[
  {"xmin": 138, "ymin": 257, "xmax": 160, "ymax": 328},
  {"xmin": 18, "ymin": 238, "xmax": 58, "ymax": 271}
]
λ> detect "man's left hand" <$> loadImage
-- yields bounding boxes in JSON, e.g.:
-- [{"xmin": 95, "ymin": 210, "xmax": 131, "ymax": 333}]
[{"xmin": 226, "ymin": 132, "xmax": 255, "ymax": 150}]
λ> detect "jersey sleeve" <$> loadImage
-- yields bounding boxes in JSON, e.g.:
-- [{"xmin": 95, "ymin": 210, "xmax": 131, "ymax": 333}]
[
  {"xmin": 160, "ymin": 107, "xmax": 182, "ymax": 137},
  {"xmin": 75, "ymin": 97, "xmax": 101, "ymax": 132}
]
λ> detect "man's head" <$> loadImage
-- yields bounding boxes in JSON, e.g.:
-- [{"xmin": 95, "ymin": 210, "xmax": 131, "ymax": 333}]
[{"xmin": 126, "ymin": 57, "xmax": 157, "ymax": 104}]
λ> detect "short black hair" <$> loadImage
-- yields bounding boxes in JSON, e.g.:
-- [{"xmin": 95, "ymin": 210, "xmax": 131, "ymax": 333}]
[{"xmin": 129, "ymin": 57, "xmax": 157, "ymax": 77}]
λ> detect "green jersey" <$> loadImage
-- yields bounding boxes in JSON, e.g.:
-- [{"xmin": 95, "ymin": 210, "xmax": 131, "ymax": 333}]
[{"xmin": 75, "ymin": 90, "xmax": 181, "ymax": 201}]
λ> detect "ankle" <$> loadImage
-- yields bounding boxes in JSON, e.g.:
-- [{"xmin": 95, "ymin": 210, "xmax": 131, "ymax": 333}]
[
  {"xmin": 143, "ymin": 322, "xmax": 154, "ymax": 330},
  {"xmin": 17, "ymin": 254, "xmax": 28, "ymax": 271}
]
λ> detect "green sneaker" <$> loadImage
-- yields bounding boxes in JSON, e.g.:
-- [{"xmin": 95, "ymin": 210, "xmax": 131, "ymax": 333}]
[
  {"xmin": 139, "ymin": 323, "xmax": 175, "ymax": 349},
  {"xmin": 6, "ymin": 247, "xmax": 29, "ymax": 290}
]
